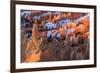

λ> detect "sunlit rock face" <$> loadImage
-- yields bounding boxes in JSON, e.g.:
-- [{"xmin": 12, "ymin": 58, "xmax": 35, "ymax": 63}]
[
  {"xmin": 24, "ymin": 40, "xmax": 41, "ymax": 62},
  {"xmin": 23, "ymin": 23, "xmax": 42, "ymax": 63}
]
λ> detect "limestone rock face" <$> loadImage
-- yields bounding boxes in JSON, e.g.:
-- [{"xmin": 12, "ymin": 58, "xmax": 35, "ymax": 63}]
[
  {"xmin": 24, "ymin": 40, "xmax": 41, "ymax": 62},
  {"xmin": 23, "ymin": 24, "xmax": 42, "ymax": 63}
]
